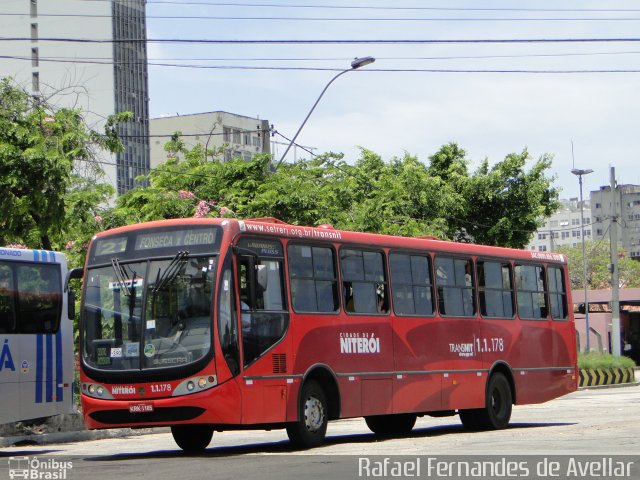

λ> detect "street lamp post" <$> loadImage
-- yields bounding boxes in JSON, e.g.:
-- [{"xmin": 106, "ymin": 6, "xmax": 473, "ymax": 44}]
[
  {"xmin": 571, "ymin": 168, "xmax": 594, "ymax": 351},
  {"xmin": 274, "ymin": 56, "xmax": 376, "ymax": 170}
]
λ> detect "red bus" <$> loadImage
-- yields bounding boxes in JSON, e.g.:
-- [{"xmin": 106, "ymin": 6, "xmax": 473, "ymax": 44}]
[{"xmin": 77, "ymin": 217, "xmax": 577, "ymax": 451}]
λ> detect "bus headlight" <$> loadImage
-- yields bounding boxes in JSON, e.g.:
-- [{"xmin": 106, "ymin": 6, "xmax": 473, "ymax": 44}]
[
  {"xmin": 96, "ymin": 386, "xmax": 104, "ymax": 397},
  {"xmin": 172, "ymin": 375, "xmax": 217, "ymax": 396},
  {"xmin": 88, "ymin": 384, "xmax": 96, "ymax": 394}
]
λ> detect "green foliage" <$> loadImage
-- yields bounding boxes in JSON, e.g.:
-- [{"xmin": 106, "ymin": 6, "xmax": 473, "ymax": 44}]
[
  {"xmin": 557, "ymin": 240, "xmax": 640, "ymax": 290},
  {"xmin": 578, "ymin": 352, "xmax": 636, "ymax": 369},
  {"xmin": 113, "ymin": 137, "xmax": 559, "ymax": 249},
  {"xmin": 0, "ymin": 77, "xmax": 126, "ymax": 252}
]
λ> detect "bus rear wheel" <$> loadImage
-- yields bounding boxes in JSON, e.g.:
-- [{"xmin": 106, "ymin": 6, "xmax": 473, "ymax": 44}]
[
  {"xmin": 286, "ymin": 380, "xmax": 328, "ymax": 449},
  {"xmin": 365, "ymin": 413, "xmax": 417, "ymax": 436},
  {"xmin": 171, "ymin": 424, "xmax": 214, "ymax": 452},
  {"xmin": 459, "ymin": 372, "xmax": 512, "ymax": 431}
]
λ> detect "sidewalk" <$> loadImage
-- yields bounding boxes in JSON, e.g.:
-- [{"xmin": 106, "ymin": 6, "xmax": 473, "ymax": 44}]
[{"xmin": 0, "ymin": 413, "xmax": 163, "ymax": 448}]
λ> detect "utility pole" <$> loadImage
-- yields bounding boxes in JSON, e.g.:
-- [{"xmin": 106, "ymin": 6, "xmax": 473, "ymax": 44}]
[{"xmin": 609, "ymin": 167, "xmax": 621, "ymax": 357}]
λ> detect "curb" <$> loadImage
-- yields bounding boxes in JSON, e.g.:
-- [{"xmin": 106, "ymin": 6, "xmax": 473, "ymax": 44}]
[
  {"xmin": 578, "ymin": 367, "xmax": 636, "ymax": 388},
  {"xmin": 0, "ymin": 427, "xmax": 167, "ymax": 448}
]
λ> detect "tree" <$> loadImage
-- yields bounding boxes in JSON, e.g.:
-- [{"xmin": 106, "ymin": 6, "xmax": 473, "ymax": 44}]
[
  {"xmin": 0, "ymin": 78, "xmax": 129, "ymax": 250},
  {"xmin": 113, "ymin": 137, "xmax": 558, "ymax": 249},
  {"xmin": 557, "ymin": 241, "xmax": 640, "ymax": 290}
]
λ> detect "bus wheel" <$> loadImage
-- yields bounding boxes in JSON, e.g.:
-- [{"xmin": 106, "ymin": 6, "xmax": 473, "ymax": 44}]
[
  {"xmin": 459, "ymin": 372, "xmax": 512, "ymax": 431},
  {"xmin": 286, "ymin": 380, "xmax": 328, "ymax": 449},
  {"xmin": 365, "ymin": 414, "xmax": 417, "ymax": 436},
  {"xmin": 171, "ymin": 424, "xmax": 214, "ymax": 452}
]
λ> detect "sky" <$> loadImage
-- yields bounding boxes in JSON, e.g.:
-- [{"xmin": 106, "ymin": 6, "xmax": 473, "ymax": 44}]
[{"xmin": 144, "ymin": 0, "xmax": 640, "ymax": 200}]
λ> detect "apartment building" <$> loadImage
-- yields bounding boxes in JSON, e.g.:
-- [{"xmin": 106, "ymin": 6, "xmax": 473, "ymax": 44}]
[{"xmin": 0, "ymin": 0, "xmax": 150, "ymax": 195}]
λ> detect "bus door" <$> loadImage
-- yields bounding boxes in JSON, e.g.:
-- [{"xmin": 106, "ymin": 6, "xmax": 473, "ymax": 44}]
[{"xmin": 234, "ymin": 237, "xmax": 289, "ymax": 424}]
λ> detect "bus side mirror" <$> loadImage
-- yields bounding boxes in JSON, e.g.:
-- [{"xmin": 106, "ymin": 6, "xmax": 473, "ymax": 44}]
[
  {"xmin": 68, "ymin": 290, "xmax": 76, "ymax": 320},
  {"xmin": 65, "ymin": 268, "xmax": 83, "ymax": 320},
  {"xmin": 64, "ymin": 268, "xmax": 83, "ymax": 292}
]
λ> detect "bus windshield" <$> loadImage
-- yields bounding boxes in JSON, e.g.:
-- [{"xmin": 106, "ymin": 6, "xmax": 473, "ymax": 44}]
[{"xmin": 82, "ymin": 254, "xmax": 216, "ymax": 371}]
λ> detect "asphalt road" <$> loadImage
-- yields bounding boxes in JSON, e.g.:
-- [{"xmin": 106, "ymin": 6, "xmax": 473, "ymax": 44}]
[{"xmin": 1, "ymin": 385, "xmax": 639, "ymax": 480}]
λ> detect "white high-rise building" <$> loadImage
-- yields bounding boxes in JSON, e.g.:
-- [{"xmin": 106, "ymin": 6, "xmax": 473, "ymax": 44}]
[
  {"xmin": 526, "ymin": 199, "xmax": 592, "ymax": 252},
  {"xmin": 0, "ymin": 0, "xmax": 150, "ymax": 195}
]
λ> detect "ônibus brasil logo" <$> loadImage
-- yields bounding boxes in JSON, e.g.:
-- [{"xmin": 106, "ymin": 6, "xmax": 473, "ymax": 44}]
[{"xmin": 7, "ymin": 456, "xmax": 73, "ymax": 479}]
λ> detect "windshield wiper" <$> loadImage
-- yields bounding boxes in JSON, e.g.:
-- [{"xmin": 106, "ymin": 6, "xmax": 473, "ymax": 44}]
[
  {"xmin": 152, "ymin": 251, "xmax": 189, "ymax": 293},
  {"xmin": 111, "ymin": 258, "xmax": 133, "ymax": 297}
]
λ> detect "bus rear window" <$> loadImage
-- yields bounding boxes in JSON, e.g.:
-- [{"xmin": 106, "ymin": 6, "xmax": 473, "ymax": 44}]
[{"xmin": 0, "ymin": 261, "xmax": 62, "ymax": 334}]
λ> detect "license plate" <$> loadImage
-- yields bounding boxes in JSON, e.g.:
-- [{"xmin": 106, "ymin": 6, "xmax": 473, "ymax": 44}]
[{"xmin": 129, "ymin": 403, "xmax": 154, "ymax": 413}]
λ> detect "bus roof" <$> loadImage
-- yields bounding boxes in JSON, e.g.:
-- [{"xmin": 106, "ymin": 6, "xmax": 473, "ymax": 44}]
[
  {"xmin": 90, "ymin": 217, "xmax": 566, "ymax": 265},
  {"xmin": 0, "ymin": 247, "xmax": 66, "ymax": 265}
]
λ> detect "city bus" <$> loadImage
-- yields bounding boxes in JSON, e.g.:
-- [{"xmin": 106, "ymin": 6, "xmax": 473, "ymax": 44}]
[
  {"xmin": 0, "ymin": 247, "xmax": 75, "ymax": 425},
  {"xmin": 77, "ymin": 217, "xmax": 577, "ymax": 451}
]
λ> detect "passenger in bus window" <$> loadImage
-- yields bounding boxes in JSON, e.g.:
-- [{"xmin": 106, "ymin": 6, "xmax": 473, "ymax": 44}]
[{"xmin": 376, "ymin": 284, "xmax": 388, "ymax": 313}]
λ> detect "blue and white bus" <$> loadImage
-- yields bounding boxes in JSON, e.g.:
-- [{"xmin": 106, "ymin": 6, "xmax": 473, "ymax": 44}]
[{"xmin": 0, "ymin": 247, "xmax": 75, "ymax": 424}]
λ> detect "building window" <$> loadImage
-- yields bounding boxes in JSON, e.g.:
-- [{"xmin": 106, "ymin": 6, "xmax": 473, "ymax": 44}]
[
  {"xmin": 30, "ymin": 23, "xmax": 38, "ymax": 41},
  {"xmin": 233, "ymin": 129, "xmax": 241, "ymax": 144},
  {"xmin": 223, "ymin": 126, "xmax": 231, "ymax": 142},
  {"xmin": 32, "ymin": 72, "xmax": 39, "ymax": 92},
  {"xmin": 31, "ymin": 48, "xmax": 39, "ymax": 67},
  {"xmin": 30, "ymin": 0, "xmax": 37, "ymax": 18},
  {"xmin": 243, "ymin": 132, "xmax": 251, "ymax": 145},
  {"xmin": 595, "ymin": 203, "xmax": 601, "ymax": 209}
]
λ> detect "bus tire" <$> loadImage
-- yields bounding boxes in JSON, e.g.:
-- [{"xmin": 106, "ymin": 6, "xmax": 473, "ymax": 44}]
[
  {"xmin": 171, "ymin": 424, "xmax": 214, "ymax": 452},
  {"xmin": 286, "ymin": 380, "xmax": 328, "ymax": 449},
  {"xmin": 459, "ymin": 372, "xmax": 512, "ymax": 431},
  {"xmin": 365, "ymin": 413, "xmax": 417, "ymax": 436}
]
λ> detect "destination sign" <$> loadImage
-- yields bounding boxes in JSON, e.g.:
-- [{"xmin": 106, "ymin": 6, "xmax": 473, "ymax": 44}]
[{"xmin": 135, "ymin": 228, "xmax": 217, "ymax": 251}]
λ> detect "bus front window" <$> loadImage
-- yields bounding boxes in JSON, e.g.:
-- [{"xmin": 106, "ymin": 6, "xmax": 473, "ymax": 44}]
[{"xmin": 82, "ymin": 256, "xmax": 215, "ymax": 371}]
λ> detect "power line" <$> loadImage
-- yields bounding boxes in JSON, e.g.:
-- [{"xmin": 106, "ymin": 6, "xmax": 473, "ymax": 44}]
[
  {"xmin": 5, "ymin": 55, "xmax": 640, "ymax": 74},
  {"xmin": 6, "ymin": 49, "xmax": 640, "ymax": 63},
  {"xmin": 141, "ymin": 1, "xmax": 640, "ymax": 14},
  {"xmin": 4, "ymin": 37, "xmax": 640, "ymax": 45},
  {"xmin": 6, "ymin": 12, "xmax": 640, "ymax": 21}
]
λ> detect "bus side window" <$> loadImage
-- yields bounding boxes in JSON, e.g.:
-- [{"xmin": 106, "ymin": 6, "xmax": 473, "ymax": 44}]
[
  {"xmin": 434, "ymin": 256, "xmax": 475, "ymax": 317},
  {"xmin": 288, "ymin": 244, "xmax": 338, "ymax": 313},
  {"xmin": 548, "ymin": 266, "xmax": 568, "ymax": 320},
  {"xmin": 340, "ymin": 248, "xmax": 388, "ymax": 314},
  {"xmin": 390, "ymin": 252, "xmax": 434, "ymax": 316},
  {"xmin": 515, "ymin": 264, "xmax": 548, "ymax": 319},
  {"xmin": 478, "ymin": 261, "xmax": 514, "ymax": 319}
]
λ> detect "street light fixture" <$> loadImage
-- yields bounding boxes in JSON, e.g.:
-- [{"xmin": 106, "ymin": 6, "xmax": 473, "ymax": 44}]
[
  {"xmin": 571, "ymin": 167, "xmax": 594, "ymax": 351},
  {"xmin": 274, "ymin": 56, "xmax": 376, "ymax": 170}
]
